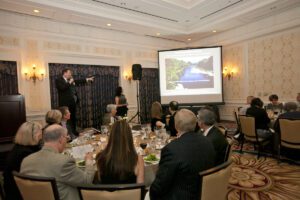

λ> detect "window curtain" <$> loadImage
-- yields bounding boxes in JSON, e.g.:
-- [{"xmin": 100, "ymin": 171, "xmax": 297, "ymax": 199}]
[
  {"xmin": 139, "ymin": 68, "xmax": 160, "ymax": 123},
  {"xmin": 0, "ymin": 61, "xmax": 18, "ymax": 96},
  {"xmin": 49, "ymin": 63, "xmax": 119, "ymax": 129}
]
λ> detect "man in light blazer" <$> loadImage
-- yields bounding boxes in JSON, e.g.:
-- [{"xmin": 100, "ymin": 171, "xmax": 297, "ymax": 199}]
[
  {"xmin": 197, "ymin": 107, "xmax": 229, "ymax": 166},
  {"xmin": 150, "ymin": 109, "xmax": 216, "ymax": 200},
  {"xmin": 20, "ymin": 125, "xmax": 95, "ymax": 200}
]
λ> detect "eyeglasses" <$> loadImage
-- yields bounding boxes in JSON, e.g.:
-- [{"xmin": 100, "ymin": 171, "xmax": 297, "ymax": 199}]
[{"xmin": 62, "ymin": 134, "xmax": 71, "ymax": 141}]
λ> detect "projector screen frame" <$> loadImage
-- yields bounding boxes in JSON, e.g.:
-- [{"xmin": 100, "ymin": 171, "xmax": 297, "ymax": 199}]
[{"xmin": 158, "ymin": 46, "xmax": 224, "ymax": 106}]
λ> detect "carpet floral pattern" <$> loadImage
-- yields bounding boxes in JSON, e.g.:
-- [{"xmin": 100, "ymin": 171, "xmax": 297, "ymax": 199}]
[{"xmin": 227, "ymin": 153, "xmax": 300, "ymax": 200}]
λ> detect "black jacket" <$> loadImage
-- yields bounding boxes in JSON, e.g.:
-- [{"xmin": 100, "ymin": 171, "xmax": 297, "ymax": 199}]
[
  {"xmin": 150, "ymin": 132, "xmax": 216, "ymax": 200},
  {"xmin": 206, "ymin": 126, "xmax": 229, "ymax": 166},
  {"xmin": 3, "ymin": 144, "xmax": 40, "ymax": 200},
  {"xmin": 55, "ymin": 76, "xmax": 86, "ymax": 107},
  {"xmin": 246, "ymin": 106, "xmax": 270, "ymax": 130}
]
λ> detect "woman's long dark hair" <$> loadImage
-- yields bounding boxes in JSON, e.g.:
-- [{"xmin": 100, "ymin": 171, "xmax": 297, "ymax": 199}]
[
  {"xmin": 115, "ymin": 86, "xmax": 123, "ymax": 97},
  {"xmin": 95, "ymin": 120, "xmax": 138, "ymax": 182}
]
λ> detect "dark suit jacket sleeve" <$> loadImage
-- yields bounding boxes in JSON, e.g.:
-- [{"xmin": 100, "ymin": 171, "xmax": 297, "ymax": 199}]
[
  {"xmin": 56, "ymin": 78, "xmax": 71, "ymax": 92},
  {"xmin": 150, "ymin": 146, "xmax": 177, "ymax": 199},
  {"xmin": 74, "ymin": 78, "xmax": 87, "ymax": 86}
]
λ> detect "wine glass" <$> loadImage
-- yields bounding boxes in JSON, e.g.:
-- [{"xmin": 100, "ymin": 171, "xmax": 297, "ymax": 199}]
[{"xmin": 140, "ymin": 142, "xmax": 147, "ymax": 155}]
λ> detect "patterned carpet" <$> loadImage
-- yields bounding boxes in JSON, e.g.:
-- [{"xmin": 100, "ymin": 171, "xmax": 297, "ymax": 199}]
[
  {"xmin": 227, "ymin": 152, "xmax": 300, "ymax": 200},
  {"xmin": 218, "ymin": 121, "xmax": 300, "ymax": 200}
]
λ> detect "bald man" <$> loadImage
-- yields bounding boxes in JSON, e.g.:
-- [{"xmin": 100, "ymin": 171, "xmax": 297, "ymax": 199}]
[
  {"xmin": 150, "ymin": 109, "xmax": 216, "ymax": 200},
  {"xmin": 20, "ymin": 125, "xmax": 95, "ymax": 200}
]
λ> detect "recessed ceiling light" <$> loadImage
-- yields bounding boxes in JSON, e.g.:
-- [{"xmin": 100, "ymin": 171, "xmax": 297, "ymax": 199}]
[
  {"xmin": 187, "ymin": 38, "xmax": 191, "ymax": 41},
  {"xmin": 107, "ymin": 23, "xmax": 112, "ymax": 27},
  {"xmin": 33, "ymin": 9, "xmax": 40, "ymax": 13},
  {"xmin": 212, "ymin": 30, "xmax": 217, "ymax": 33},
  {"xmin": 156, "ymin": 33, "xmax": 161, "ymax": 36}
]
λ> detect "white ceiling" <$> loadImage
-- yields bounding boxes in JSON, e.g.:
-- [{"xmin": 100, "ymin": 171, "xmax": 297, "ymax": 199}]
[{"xmin": 0, "ymin": 0, "xmax": 300, "ymax": 42}]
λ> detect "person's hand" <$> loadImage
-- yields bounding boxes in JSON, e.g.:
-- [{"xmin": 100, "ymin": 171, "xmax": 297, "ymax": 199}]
[
  {"xmin": 86, "ymin": 77, "xmax": 94, "ymax": 82},
  {"xmin": 69, "ymin": 78, "xmax": 74, "ymax": 84}
]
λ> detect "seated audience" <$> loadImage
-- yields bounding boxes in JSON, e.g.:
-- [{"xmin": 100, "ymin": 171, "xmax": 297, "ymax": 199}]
[
  {"xmin": 266, "ymin": 94, "xmax": 284, "ymax": 113},
  {"xmin": 297, "ymin": 93, "xmax": 300, "ymax": 111},
  {"xmin": 58, "ymin": 106, "xmax": 76, "ymax": 140},
  {"xmin": 150, "ymin": 109, "xmax": 216, "ymax": 200},
  {"xmin": 239, "ymin": 95, "xmax": 254, "ymax": 115},
  {"xmin": 20, "ymin": 125, "xmax": 95, "ymax": 200},
  {"xmin": 246, "ymin": 98, "xmax": 271, "ymax": 138},
  {"xmin": 102, "ymin": 104, "xmax": 118, "ymax": 126},
  {"xmin": 166, "ymin": 101, "xmax": 179, "ymax": 136},
  {"xmin": 3, "ymin": 122, "xmax": 42, "ymax": 200},
  {"xmin": 94, "ymin": 120, "xmax": 144, "ymax": 184},
  {"xmin": 44, "ymin": 109, "xmax": 62, "ymax": 130},
  {"xmin": 273, "ymin": 102, "xmax": 300, "ymax": 133},
  {"xmin": 197, "ymin": 108, "xmax": 229, "ymax": 165},
  {"xmin": 151, "ymin": 101, "xmax": 166, "ymax": 131}
]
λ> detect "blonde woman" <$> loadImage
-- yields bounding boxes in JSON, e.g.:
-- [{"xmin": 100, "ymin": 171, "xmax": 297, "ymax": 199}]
[
  {"xmin": 151, "ymin": 101, "xmax": 166, "ymax": 131},
  {"xmin": 3, "ymin": 121, "xmax": 43, "ymax": 200}
]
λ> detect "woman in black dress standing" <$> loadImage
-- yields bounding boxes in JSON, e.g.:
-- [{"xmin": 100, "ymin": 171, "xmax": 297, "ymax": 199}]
[{"xmin": 115, "ymin": 86, "xmax": 128, "ymax": 117}]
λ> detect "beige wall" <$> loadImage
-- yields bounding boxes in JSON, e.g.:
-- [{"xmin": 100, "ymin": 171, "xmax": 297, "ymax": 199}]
[
  {"xmin": 0, "ymin": 10, "xmax": 183, "ymax": 123},
  {"xmin": 190, "ymin": 6, "xmax": 300, "ymax": 120},
  {"xmin": 206, "ymin": 28, "xmax": 300, "ymax": 120}
]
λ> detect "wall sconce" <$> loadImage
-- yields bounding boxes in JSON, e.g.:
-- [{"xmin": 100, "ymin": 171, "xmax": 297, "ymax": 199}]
[
  {"xmin": 123, "ymin": 71, "xmax": 132, "ymax": 82},
  {"xmin": 223, "ymin": 66, "xmax": 236, "ymax": 80},
  {"xmin": 24, "ymin": 64, "xmax": 44, "ymax": 83}
]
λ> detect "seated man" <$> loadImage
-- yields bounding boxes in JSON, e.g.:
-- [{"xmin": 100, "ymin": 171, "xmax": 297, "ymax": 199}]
[
  {"xmin": 150, "ymin": 109, "xmax": 216, "ymax": 200},
  {"xmin": 58, "ymin": 106, "xmax": 76, "ymax": 140},
  {"xmin": 197, "ymin": 108, "xmax": 229, "ymax": 165},
  {"xmin": 266, "ymin": 94, "xmax": 284, "ymax": 113},
  {"xmin": 20, "ymin": 125, "xmax": 95, "ymax": 200},
  {"xmin": 102, "ymin": 104, "xmax": 118, "ymax": 126},
  {"xmin": 273, "ymin": 102, "xmax": 300, "ymax": 133},
  {"xmin": 239, "ymin": 96, "xmax": 254, "ymax": 115}
]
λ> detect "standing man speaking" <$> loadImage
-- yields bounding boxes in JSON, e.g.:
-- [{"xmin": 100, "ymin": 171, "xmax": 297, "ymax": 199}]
[{"xmin": 56, "ymin": 68, "xmax": 94, "ymax": 135}]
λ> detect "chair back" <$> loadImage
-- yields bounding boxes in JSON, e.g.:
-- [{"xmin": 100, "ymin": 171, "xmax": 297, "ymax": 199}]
[
  {"xmin": 13, "ymin": 171, "xmax": 60, "ymax": 200},
  {"xmin": 216, "ymin": 125, "xmax": 228, "ymax": 138},
  {"xmin": 78, "ymin": 183, "xmax": 145, "ymax": 200},
  {"xmin": 239, "ymin": 115, "xmax": 256, "ymax": 138},
  {"xmin": 199, "ymin": 160, "xmax": 232, "ymax": 200},
  {"xmin": 279, "ymin": 119, "xmax": 300, "ymax": 149},
  {"xmin": 224, "ymin": 141, "xmax": 233, "ymax": 162}
]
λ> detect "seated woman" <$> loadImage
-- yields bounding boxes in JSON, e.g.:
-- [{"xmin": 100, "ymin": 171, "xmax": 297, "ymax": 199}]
[
  {"xmin": 150, "ymin": 101, "xmax": 166, "ymax": 131},
  {"xmin": 94, "ymin": 120, "xmax": 144, "ymax": 184},
  {"xmin": 102, "ymin": 104, "xmax": 118, "ymax": 126},
  {"xmin": 3, "ymin": 121, "xmax": 43, "ymax": 200},
  {"xmin": 44, "ymin": 109, "xmax": 62, "ymax": 130},
  {"xmin": 58, "ymin": 106, "xmax": 76, "ymax": 140},
  {"xmin": 266, "ymin": 94, "xmax": 284, "ymax": 113},
  {"xmin": 246, "ymin": 98, "xmax": 271, "ymax": 138}
]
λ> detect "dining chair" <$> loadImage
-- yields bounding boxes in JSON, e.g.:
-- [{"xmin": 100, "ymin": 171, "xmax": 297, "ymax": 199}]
[
  {"xmin": 13, "ymin": 171, "xmax": 60, "ymax": 200},
  {"xmin": 78, "ymin": 183, "xmax": 145, "ymax": 200},
  {"xmin": 216, "ymin": 125, "xmax": 228, "ymax": 138},
  {"xmin": 224, "ymin": 140, "xmax": 233, "ymax": 162},
  {"xmin": 239, "ymin": 115, "xmax": 272, "ymax": 158},
  {"xmin": 278, "ymin": 119, "xmax": 300, "ymax": 159},
  {"xmin": 199, "ymin": 160, "xmax": 232, "ymax": 200}
]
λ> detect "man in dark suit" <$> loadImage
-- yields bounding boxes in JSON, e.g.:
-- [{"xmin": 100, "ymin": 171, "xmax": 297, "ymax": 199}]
[
  {"xmin": 150, "ymin": 109, "xmax": 216, "ymax": 200},
  {"xmin": 273, "ymin": 102, "xmax": 300, "ymax": 133},
  {"xmin": 55, "ymin": 68, "xmax": 94, "ymax": 134},
  {"xmin": 197, "ymin": 108, "xmax": 229, "ymax": 165},
  {"xmin": 166, "ymin": 101, "xmax": 179, "ymax": 136}
]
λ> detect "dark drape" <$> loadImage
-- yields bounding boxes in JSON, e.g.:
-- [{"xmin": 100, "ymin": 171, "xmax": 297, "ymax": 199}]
[
  {"xmin": 49, "ymin": 63, "xmax": 119, "ymax": 129},
  {"xmin": 139, "ymin": 68, "xmax": 160, "ymax": 123},
  {"xmin": 0, "ymin": 61, "xmax": 18, "ymax": 95}
]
